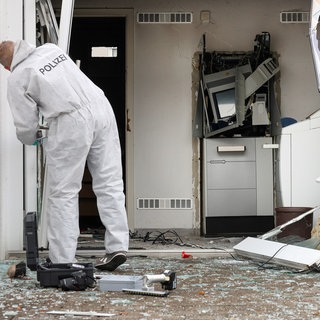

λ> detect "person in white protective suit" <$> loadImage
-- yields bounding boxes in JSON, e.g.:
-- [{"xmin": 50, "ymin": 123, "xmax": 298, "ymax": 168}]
[{"xmin": 0, "ymin": 40, "xmax": 129, "ymax": 270}]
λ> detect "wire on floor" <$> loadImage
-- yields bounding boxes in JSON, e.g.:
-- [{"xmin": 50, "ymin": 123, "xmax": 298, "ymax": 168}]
[{"xmin": 129, "ymin": 229, "xmax": 243, "ymax": 261}]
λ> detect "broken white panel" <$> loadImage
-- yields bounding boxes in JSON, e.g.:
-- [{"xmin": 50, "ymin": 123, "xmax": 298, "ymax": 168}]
[{"xmin": 233, "ymin": 237, "xmax": 320, "ymax": 270}]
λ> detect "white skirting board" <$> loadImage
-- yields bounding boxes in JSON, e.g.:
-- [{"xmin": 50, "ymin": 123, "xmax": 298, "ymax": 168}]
[{"xmin": 233, "ymin": 237, "xmax": 320, "ymax": 270}]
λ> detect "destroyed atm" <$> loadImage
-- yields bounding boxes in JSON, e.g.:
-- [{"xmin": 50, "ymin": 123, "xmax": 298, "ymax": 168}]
[{"xmin": 195, "ymin": 32, "xmax": 281, "ymax": 236}]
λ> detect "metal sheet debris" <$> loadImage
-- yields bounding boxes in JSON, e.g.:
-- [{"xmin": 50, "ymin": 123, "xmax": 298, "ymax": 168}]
[
  {"xmin": 259, "ymin": 206, "xmax": 320, "ymax": 240},
  {"xmin": 233, "ymin": 236, "xmax": 320, "ymax": 270}
]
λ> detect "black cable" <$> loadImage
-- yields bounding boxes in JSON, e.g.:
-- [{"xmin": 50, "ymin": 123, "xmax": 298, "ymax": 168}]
[
  {"xmin": 130, "ymin": 229, "xmax": 184, "ymax": 245},
  {"xmin": 151, "ymin": 230, "xmax": 184, "ymax": 245},
  {"xmin": 257, "ymin": 243, "xmax": 289, "ymax": 270},
  {"xmin": 130, "ymin": 229, "xmax": 246, "ymax": 261}
]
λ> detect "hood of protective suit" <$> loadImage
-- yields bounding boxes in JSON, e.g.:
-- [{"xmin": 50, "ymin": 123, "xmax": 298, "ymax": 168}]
[{"xmin": 11, "ymin": 40, "xmax": 36, "ymax": 71}]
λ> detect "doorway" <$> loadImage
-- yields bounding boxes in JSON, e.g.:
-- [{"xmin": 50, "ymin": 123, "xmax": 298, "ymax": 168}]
[{"xmin": 68, "ymin": 17, "xmax": 126, "ymax": 230}]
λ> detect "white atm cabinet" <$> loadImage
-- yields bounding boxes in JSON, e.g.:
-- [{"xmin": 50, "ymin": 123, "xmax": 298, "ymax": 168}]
[
  {"xmin": 278, "ymin": 110, "xmax": 320, "ymax": 208},
  {"xmin": 203, "ymin": 137, "xmax": 274, "ymax": 236}
]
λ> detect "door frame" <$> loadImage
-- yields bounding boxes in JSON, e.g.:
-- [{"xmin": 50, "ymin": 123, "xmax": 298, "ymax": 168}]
[{"xmin": 72, "ymin": 8, "xmax": 135, "ymax": 230}]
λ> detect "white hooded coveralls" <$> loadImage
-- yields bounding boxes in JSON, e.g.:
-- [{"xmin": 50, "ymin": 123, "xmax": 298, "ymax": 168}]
[{"xmin": 7, "ymin": 40, "xmax": 129, "ymax": 263}]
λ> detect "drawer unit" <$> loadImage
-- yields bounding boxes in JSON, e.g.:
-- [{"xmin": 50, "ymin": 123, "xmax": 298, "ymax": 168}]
[{"xmin": 203, "ymin": 137, "xmax": 274, "ymax": 236}]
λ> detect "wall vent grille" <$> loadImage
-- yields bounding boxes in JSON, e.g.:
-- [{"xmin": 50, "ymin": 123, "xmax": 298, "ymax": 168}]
[
  {"xmin": 280, "ymin": 11, "xmax": 309, "ymax": 23},
  {"xmin": 137, "ymin": 198, "xmax": 193, "ymax": 210},
  {"xmin": 137, "ymin": 12, "xmax": 193, "ymax": 24}
]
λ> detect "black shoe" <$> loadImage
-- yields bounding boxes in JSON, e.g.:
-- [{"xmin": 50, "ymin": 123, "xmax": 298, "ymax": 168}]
[{"xmin": 95, "ymin": 251, "xmax": 127, "ymax": 271}]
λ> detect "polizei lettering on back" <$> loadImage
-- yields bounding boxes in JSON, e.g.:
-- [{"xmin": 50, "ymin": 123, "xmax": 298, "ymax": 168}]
[{"xmin": 39, "ymin": 54, "xmax": 67, "ymax": 75}]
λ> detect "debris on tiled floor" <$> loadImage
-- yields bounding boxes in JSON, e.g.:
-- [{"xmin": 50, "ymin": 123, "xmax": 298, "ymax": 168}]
[{"xmin": 2, "ymin": 232, "xmax": 320, "ymax": 320}]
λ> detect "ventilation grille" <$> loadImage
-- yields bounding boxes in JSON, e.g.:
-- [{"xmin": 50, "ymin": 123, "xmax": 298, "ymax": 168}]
[
  {"xmin": 280, "ymin": 11, "xmax": 309, "ymax": 23},
  {"xmin": 137, "ymin": 12, "xmax": 193, "ymax": 24},
  {"xmin": 137, "ymin": 198, "xmax": 193, "ymax": 210}
]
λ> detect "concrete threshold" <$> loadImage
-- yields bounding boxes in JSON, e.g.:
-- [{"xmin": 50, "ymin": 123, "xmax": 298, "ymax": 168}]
[{"xmin": 6, "ymin": 248, "xmax": 233, "ymax": 260}]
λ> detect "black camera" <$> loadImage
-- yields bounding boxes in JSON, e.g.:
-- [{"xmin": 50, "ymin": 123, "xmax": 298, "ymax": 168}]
[{"xmin": 59, "ymin": 270, "xmax": 95, "ymax": 291}]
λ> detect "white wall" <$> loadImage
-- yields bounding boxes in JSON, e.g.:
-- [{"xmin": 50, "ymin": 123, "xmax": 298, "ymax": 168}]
[
  {"xmin": 0, "ymin": 0, "xmax": 24, "ymax": 259},
  {"xmin": 134, "ymin": 22, "xmax": 195, "ymax": 228},
  {"xmin": 66, "ymin": 0, "xmax": 317, "ymax": 230}
]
